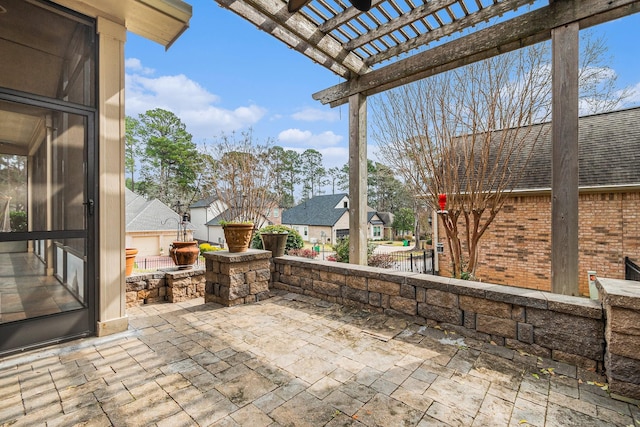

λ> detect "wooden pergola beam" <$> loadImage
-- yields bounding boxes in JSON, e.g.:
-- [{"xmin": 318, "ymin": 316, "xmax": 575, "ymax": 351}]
[
  {"xmin": 551, "ymin": 23, "xmax": 579, "ymax": 295},
  {"xmin": 348, "ymin": 93, "xmax": 368, "ymax": 265},
  {"xmin": 216, "ymin": 0, "xmax": 372, "ymax": 79},
  {"xmin": 313, "ymin": 0, "xmax": 640, "ymax": 106}
]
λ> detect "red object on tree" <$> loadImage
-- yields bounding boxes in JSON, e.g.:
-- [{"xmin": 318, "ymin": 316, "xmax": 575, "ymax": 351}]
[{"xmin": 438, "ymin": 193, "xmax": 447, "ymax": 211}]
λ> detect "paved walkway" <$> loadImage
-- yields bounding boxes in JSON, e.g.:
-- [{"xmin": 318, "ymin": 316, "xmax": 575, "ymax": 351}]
[{"xmin": 1, "ymin": 291, "xmax": 638, "ymax": 426}]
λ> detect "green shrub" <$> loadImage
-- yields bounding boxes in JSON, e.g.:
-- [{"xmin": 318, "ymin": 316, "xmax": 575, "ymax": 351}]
[
  {"xmin": 199, "ymin": 242, "xmax": 222, "ymax": 255},
  {"xmin": 250, "ymin": 225, "xmax": 303, "ymax": 254},
  {"xmin": 331, "ymin": 237, "xmax": 376, "ymax": 263}
]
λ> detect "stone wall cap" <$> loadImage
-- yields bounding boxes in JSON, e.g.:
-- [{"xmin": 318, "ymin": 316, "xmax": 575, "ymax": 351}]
[
  {"xmin": 126, "ymin": 272, "xmax": 164, "ymax": 282},
  {"xmin": 204, "ymin": 249, "xmax": 271, "ymax": 262},
  {"xmin": 407, "ymin": 274, "xmax": 452, "ymax": 292},
  {"xmin": 372, "ymin": 269, "xmax": 420, "ymax": 282},
  {"xmin": 598, "ymin": 278, "xmax": 640, "ymax": 310},
  {"xmin": 484, "ymin": 285, "xmax": 548, "ymax": 309},
  {"xmin": 450, "ymin": 278, "xmax": 494, "ymax": 293},
  {"xmin": 544, "ymin": 292, "xmax": 603, "ymax": 319},
  {"xmin": 162, "ymin": 268, "xmax": 205, "ymax": 279}
]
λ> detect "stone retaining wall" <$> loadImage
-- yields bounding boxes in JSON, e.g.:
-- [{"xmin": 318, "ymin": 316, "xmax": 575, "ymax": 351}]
[
  {"xmin": 599, "ymin": 278, "xmax": 640, "ymax": 401},
  {"xmin": 125, "ymin": 268, "xmax": 205, "ymax": 307},
  {"xmin": 272, "ymin": 257, "xmax": 605, "ymax": 373}
]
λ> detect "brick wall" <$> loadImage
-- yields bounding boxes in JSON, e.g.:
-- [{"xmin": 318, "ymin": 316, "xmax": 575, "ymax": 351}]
[{"xmin": 438, "ymin": 191, "xmax": 640, "ymax": 295}]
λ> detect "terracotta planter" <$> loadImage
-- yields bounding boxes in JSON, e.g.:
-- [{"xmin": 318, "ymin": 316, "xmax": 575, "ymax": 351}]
[
  {"xmin": 170, "ymin": 241, "xmax": 200, "ymax": 269},
  {"xmin": 125, "ymin": 248, "xmax": 138, "ymax": 276},
  {"xmin": 260, "ymin": 232, "xmax": 288, "ymax": 257},
  {"xmin": 223, "ymin": 223, "xmax": 254, "ymax": 253}
]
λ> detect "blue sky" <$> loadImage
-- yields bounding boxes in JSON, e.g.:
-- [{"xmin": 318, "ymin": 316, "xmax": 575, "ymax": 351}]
[{"xmin": 124, "ymin": 3, "xmax": 640, "ymax": 170}]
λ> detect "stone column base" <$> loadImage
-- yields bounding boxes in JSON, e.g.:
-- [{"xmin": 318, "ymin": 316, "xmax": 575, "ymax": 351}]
[{"xmin": 204, "ymin": 249, "xmax": 272, "ymax": 306}]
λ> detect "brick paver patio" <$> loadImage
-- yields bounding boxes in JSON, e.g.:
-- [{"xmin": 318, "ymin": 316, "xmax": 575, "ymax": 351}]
[{"xmin": 1, "ymin": 290, "xmax": 638, "ymax": 426}]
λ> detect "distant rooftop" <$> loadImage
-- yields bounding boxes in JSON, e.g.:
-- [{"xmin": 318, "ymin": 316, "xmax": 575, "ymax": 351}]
[{"xmin": 125, "ymin": 189, "xmax": 192, "ymax": 232}]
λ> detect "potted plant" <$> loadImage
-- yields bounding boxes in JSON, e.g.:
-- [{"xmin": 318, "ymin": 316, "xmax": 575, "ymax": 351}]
[
  {"xmin": 251, "ymin": 225, "xmax": 303, "ymax": 257},
  {"xmin": 220, "ymin": 220, "xmax": 254, "ymax": 253},
  {"xmin": 259, "ymin": 231, "xmax": 288, "ymax": 257},
  {"xmin": 125, "ymin": 247, "xmax": 138, "ymax": 275},
  {"xmin": 210, "ymin": 131, "xmax": 278, "ymax": 253},
  {"xmin": 167, "ymin": 210, "xmax": 200, "ymax": 269}
]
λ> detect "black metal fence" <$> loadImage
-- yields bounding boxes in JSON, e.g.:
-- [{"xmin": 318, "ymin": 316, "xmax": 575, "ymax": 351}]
[
  {"xmin": 385, "ymin": 250, "xmax": 434, "ymax": 274},
  {"xmin": 625, "ymin": 256, "xmax": 640, "ymax": 282},
  {"xmin": 133, "ymin": 256, "xmax": 205, "ymax": 271}
]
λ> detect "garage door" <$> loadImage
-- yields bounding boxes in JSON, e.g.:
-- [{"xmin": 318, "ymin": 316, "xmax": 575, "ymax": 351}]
[{"xmin": 131, "ymin": 236, "xmax": 159, "ymax": 257}]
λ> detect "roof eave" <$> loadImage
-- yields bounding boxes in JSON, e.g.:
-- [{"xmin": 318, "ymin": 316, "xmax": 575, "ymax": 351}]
[
  {"xmin": 127, "ymin": 0, "xmax": 192, "ymax": 49},
  {"xmin": 53, "ymin": 0, "xmax": 192, "ymax": 49}
]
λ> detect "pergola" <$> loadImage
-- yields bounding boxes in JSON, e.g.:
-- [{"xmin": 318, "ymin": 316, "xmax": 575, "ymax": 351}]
[{"xmin": 213, "ymin": 0, "xmax": 640, "ymax": 295}]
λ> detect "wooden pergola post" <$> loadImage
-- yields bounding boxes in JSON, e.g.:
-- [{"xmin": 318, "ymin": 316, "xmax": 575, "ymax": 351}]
[
  {"xmin": 349, "ymin": 93, "xmax": 368, "ymax": 265},
  {"xmin": 551, "ymin": 22, "xmax": 580, "ymax": 295}
]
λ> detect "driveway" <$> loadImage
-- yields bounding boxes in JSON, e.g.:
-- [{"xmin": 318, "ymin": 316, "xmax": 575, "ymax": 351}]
[{"xmin": 373, "ymin": 243, "xmax": 416, "ymax": 254}]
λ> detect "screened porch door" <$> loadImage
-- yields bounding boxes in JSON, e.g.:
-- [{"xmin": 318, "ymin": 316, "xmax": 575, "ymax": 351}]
[{"xmin": 0, "ymin": 96, "xmax": 96, "ymax": 355}]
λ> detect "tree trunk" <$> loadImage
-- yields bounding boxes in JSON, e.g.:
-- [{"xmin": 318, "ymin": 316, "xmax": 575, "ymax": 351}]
[{"xmin": 412, "ymin": 218, "xmax": 421, "ymax": 251}]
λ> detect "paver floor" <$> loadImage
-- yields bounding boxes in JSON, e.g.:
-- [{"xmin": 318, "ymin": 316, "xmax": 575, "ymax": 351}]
[{"xmin": 1, "ymin": 290, "xmax": 638, "ymax": 426}]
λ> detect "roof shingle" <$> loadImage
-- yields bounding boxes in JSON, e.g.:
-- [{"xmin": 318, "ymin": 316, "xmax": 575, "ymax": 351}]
[
  {"xmin": 125, "ymin": 189, "xmax": 192, "ymax": 232},
  {"xmin": 518, "ymin": 107, "xmax": 640, "ymax": 190}
]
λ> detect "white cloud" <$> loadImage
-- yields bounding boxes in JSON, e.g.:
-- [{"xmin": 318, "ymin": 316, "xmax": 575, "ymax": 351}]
[
  {"xmin": 310, "ymin": 131, "xmax": 343, "ymax": 147},
  {"xmin": 317, "ymin": 146, "xmax": 349, "ymax": 169},
  {"xmin": 277, "ymin": 128, "xmax": 343, "ymax": 147},
  {"xmin": 277, "ymin": 128, "xmax": 312, "ymax": 143},
  {"xmin": 125, "ymin": 58, "xmax": 154, "ymax": 75},
  {"xmin": 292, "ymin": 107, "xmax": 340, "ymax": 122},
  {"xmin": 125, "ymin": 60, "xmax": 267, "ymax": 139}
]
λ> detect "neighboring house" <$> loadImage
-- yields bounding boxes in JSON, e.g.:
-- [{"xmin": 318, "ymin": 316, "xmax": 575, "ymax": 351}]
[
  {"xmin": 126, "ymin": 189, "xmax": 194, "ymax": 257},
  {"xmin": 282, "ymin": 193, "xmax": 385, "ymax": 243},
  {"xmin": 189, "ymin": 195, "xmax": 226, "ymax": 243},
  {"xmin": 265, "ymin": 206, "xmax": 283, "ymax": 226},
  {"xmin": 376, "ymin": 212, "xmax": 395, "ymax": 240},
  {"xmin": 190, "ymin": 195, "xmax": 282, "ymax": 246},
  {"xmin": 437, "ymin": 107, "xmax": 640, "ymax": 296},
  {"xmin": 368, "ymin": 211, "xmax": 386, "ymax": 240}
]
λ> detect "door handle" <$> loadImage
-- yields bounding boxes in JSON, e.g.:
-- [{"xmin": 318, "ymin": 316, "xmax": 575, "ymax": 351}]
[{"xmin": 83, "ymin": 199, "xmax": 95, "ymax": 216}]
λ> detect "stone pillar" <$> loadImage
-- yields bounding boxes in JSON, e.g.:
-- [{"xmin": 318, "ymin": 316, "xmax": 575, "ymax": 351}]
[
  {"xmin": 166, "ymin": 269, "xmax": 205, "ymax": 302},
  {"xmin": 598, "ymin": 278, "xmax": 640, "ymax": 403},
  {"xmin": 204, "ymin": 249, "xmax": 272, "ymax": 306}
]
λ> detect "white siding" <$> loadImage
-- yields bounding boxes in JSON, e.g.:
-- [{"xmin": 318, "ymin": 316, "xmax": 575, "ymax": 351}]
[
  {"xmin": 206, "ymin": 225, "xmax": 226, "ymax": 247},
  {"xmin": 190, "ymin": 207, "xmax": 209, "ymax": 241}
]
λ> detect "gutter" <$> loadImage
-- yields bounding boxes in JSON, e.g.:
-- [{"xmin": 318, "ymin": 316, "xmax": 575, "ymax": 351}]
[{"xmin": 510, "ymin": 184, "xmax": 640, "ymax": 196}]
